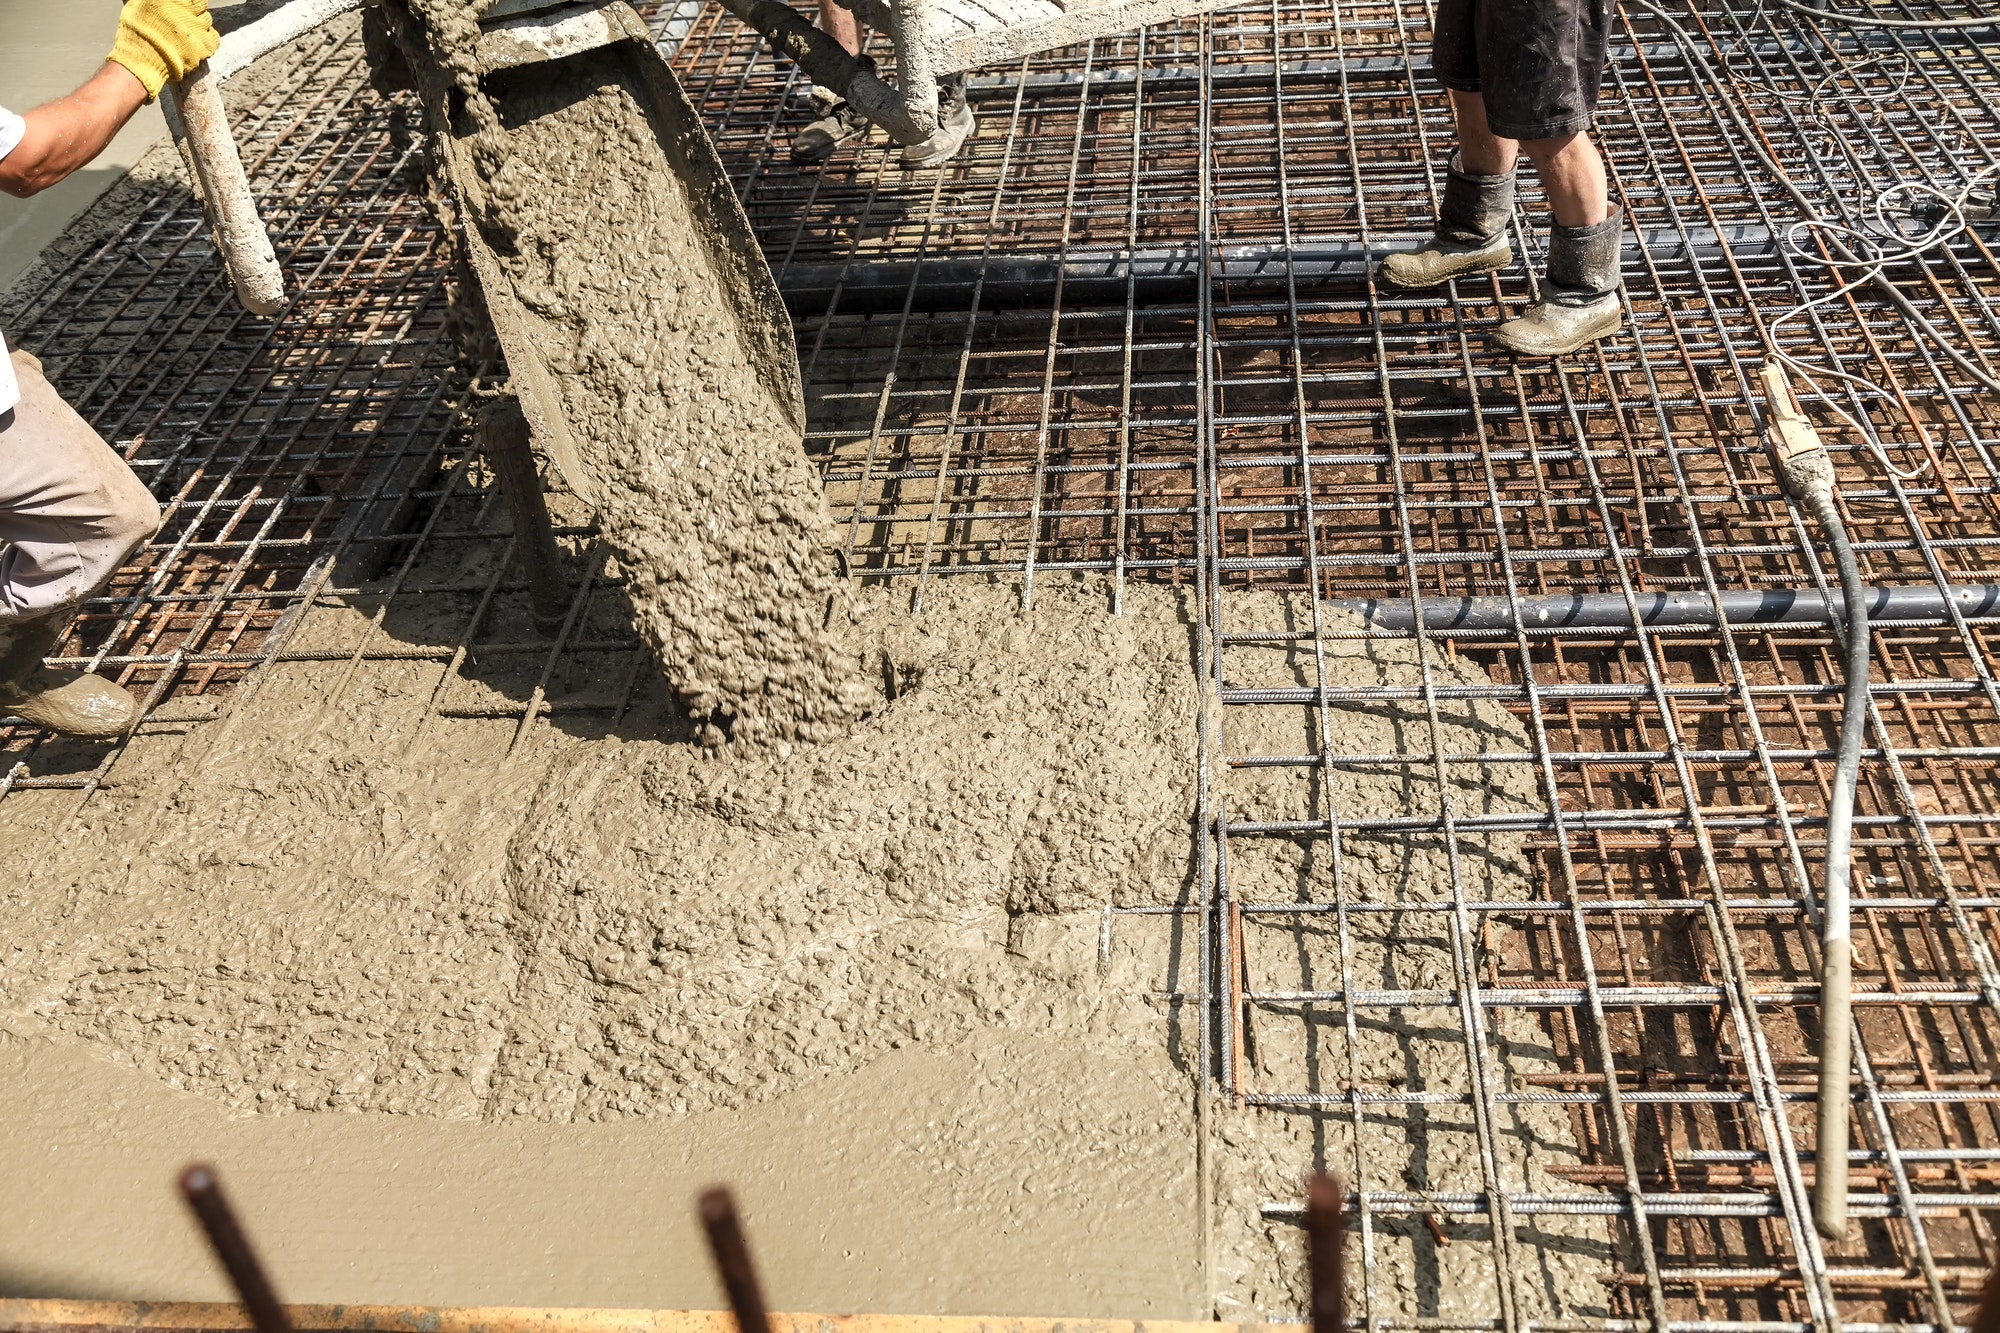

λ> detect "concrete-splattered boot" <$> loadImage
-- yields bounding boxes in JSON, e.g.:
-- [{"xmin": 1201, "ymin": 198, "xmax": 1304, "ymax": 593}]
[
  {"xmin": 1493, "ymin": 208, "xmax": 1625, "ymax": 356},
  {"xmin": 791, "ymin": 53, "xmax": 879, "ymax": 165},
  {"xmin": 1378, "ymin": 157, "xmax": 1515, "ymax": 289},
  {"xmin": 0, "ymin": 610, "xmax": 138, "ymax": 737}
]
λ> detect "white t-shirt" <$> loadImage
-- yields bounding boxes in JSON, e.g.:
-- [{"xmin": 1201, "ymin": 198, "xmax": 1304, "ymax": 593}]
[{"xmin": 0, "ymin": 104, "xmax": 21, "ymax": 413}]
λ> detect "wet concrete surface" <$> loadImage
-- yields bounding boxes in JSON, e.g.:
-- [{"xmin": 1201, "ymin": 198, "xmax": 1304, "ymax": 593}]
[{"xmin": 0, "ymin": 1028, "xmax": 1201, "ymax": 1312}]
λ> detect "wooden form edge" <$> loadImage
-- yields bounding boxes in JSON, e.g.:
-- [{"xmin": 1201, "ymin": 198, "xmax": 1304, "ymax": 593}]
[{"xmin": 0, "ymin": 1303, "xmax": 1308, "ymax": 1333}]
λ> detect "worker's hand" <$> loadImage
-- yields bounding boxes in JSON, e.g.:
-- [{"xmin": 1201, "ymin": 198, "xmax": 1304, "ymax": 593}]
[{"xmin": 108, "ymin": 0, "xmax": 221, "ymax": 103}]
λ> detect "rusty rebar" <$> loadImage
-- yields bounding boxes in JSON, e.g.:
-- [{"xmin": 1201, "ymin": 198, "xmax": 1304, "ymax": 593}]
[
  {"xmin": 698, "ymin": 1186, "xmax": 773, "ymax": 1333},
  {"xmin": 177, "ymin": 1164, "xmax": 293, "ymax": 1333},
  {"xmin": 1307, "ymin": 1172, "xmax": 1348, "ymax": 1333}
]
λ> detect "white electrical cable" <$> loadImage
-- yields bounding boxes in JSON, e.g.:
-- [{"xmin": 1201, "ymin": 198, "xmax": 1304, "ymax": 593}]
[
  {"xmin": 1775, "ymin": 0, "xmax": 1999, "ymax": 30},
  {"xmin": 1765, "ymin": 161, "xmax": 2000, "ymax": 482},
  {"xmin": 1674, "ymin": 0, "xmax": 2000, "ymax": 483}
]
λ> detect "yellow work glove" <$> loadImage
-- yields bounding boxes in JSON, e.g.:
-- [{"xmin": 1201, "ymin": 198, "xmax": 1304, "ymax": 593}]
[{"xmin": 108, "ymin": 0, "xmax": 221, "ymax": 102}]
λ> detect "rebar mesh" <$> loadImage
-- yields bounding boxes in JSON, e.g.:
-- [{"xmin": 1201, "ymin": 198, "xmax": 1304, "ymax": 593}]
[{"xmin": 3, "ymin": 0, "xmax": 1998, "ymax": 1327}]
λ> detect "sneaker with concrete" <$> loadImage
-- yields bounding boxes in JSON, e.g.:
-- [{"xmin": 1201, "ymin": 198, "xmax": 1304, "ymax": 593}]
[
  {"xmin": 0, "ymin": 611, "xmax": 138, "ymax": 738},
  {"xmin": 901, "ymin": 76, "xmax": 974, "ymax": 169},
  {"xmin": 1379, "ymin": 157, "xmax": 1516, "ymax": 289}
]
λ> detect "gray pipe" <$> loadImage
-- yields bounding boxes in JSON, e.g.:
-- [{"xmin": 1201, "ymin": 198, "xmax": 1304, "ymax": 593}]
[
  {"xmin": 160, "ymin": 63, "xmax": 287, "ymax": 315},
  {"xmin": 773, "ymin": 225, "xmax": 1792, "ymax": 314},
  {"xmin": 1331, "ymin": 583, "xmax": 2000, "ymax": 631}
]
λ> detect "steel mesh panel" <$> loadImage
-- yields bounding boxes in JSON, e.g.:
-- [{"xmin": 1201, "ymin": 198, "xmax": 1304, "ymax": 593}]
[{"xmin": 1, "ymin": 0, "xmax": 1996, "ymax": 1326}]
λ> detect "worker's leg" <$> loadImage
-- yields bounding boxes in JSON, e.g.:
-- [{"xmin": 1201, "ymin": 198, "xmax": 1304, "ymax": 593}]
[
  {"xmin": 1378, "ymin": 2, "xmax": 1520, "ymax": 289},
  {"xmin": 791, "ymin": 3, "xmax": 875, "ymax": 165},
  {"xmin": 0, "ymin": 350, "xmax": 160, "ymax": 620},
  {"xmin": 0, "ymin": 348, "xmax": 160, "ymax": 735},
  {"xmin": 791, "ymin": 0, "xmax": 974, "ymax": 169},
  {"xmin": 1493, "ymin": 128, "xmax": 1620, "ymax": 355},
  {"xmin": 1455, "ymin": 0, "xmax": 1619, "ymax": 355},
  {"xmin": 898, "ymin": 71, "xmax": 974, "ymax": 170},
  {"xmin": 1519, "ymin": 130, "xmax": 1606, "ymax": 227},
  {"xmin": 1447, "ymin": 89, "xmax": 1516, "ymax": 176}
]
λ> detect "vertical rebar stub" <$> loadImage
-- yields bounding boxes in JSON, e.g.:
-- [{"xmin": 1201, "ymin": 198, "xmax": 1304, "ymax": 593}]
[
  {"xmin": 698, "ymin": 1187, "xmax": 774, "ymax": 1333},
  {"xmin": 178, "ymin": 1164, "xmax": 294, "ymax": 1333},
  {"xmin": 1307, "ymin": 1172, "xmax": 1349, "ymax": 1333}
]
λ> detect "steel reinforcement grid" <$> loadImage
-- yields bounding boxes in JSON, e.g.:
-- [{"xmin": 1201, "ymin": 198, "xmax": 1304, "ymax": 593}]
[{"xmin": 4, "ymin": 0, "xmax": 2000, "ymax": 1329}]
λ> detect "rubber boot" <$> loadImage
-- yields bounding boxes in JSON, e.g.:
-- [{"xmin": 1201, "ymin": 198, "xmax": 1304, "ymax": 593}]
[
  {"xmin": 1493, "ymin": 207, "xmax": 1625, "ymax": 356},
  {"xmin": 1378, "ymin": 157, "xmax": 1516, "ymax": 289},
  {"xmin": 0, "ymin": 610, "xmax": 139, "ymax": 738},
  {"xmin": 791, "ymin": 100, "xmax": 871, "ymax": 164}
]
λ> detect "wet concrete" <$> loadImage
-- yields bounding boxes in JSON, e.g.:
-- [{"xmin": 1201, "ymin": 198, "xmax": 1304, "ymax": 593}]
[
  {"xmin": 0, "ymin": 1027, "xmax": 1199, "ymax": 1311},
  {"xmin": 2, "ymin": 578, "xmax": 1202, "ymax": 1314},
  {"xmin": 5, "ymin": 578, "xmax": 1610, "ymax": 1321},
  {"xmin": 390, "ymin": 2, "xmax": 878, "ymax": 748}
]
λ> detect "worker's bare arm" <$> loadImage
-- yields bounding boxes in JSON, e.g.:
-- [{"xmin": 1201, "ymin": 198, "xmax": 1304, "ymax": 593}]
[{"xmin": 0, "ymin": 63, "xmax": 149, "ymax": 199}]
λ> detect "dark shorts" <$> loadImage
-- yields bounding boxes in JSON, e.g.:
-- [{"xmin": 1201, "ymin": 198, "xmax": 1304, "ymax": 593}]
[{"xmin": 1431, "ymin": 0, "xmax": 1611, "ymax": 141}]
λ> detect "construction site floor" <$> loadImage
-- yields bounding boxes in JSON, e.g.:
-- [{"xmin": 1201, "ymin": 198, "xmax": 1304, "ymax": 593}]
[{"xmin": 2, "ymin": 0, "xmax": 1999, "ymax": 1329}]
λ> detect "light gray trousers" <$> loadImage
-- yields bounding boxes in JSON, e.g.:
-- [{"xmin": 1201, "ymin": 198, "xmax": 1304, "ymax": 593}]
[{"xmin": 0, "ymin": 349, "xmax": 161, "ymax": 625}]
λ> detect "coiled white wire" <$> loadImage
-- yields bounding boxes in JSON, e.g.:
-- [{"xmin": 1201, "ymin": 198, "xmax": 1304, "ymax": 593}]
[
  {"xmin": 1765, "ymin": 160, "xmax": 2000, "ymax": 481},
  {"xmin": 1674, "ymin": 0, "xmax": 2000, "ymax": 482}
]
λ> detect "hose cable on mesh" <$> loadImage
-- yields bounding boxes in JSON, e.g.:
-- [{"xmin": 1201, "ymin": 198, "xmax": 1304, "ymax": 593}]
[
  {"xmin": 1766, "ymin": 162, "xmax": 2000, "ymax": 481},
  {"xmin": 1772, "ymin": 0, "xmax": 1998, "ymax": 29},
  {"xmin": 1711, "ymin": 0, "xmax": 2000, "ymax": 481},
  {"xmin": 1627, "ymin": 0, "xmax": 1962, "ymax": 1241},
  {"xmin": 1762, "ymin": 362, "xmax": 1870, "ymax": 1243},
  {"xmin": 1630, "ymin": 0, "xmax": 2000, "ymax": 449}
]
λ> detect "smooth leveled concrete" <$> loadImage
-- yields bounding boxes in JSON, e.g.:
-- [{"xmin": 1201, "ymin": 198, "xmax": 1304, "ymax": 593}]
[{"xmin": 0, "ymin": 1030, "xmax": 1202, "ymax": 1314}]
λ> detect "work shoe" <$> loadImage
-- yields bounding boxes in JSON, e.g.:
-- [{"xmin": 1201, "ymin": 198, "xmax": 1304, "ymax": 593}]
[
  {"xmin": 1493, "ymin": 207, "xmax": 1625, "ymax": 357},
  {"xmin": 791, "ymin": 98, "xmax": 873, "ymax": 165},
  {"xmin": 1378, "ymin": 156, "xmax": 1516, "ymax": 289},
  {"xmin": 901, "ymin": 76, "xmax": 974, "ymax": 169},
  {"xmin": 791, "ymin": 58, "xmax": 878, "ymax": 166},
  {"xmin": 0, "ymin": 610, "xmax": 139, "ymax": 738}
]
